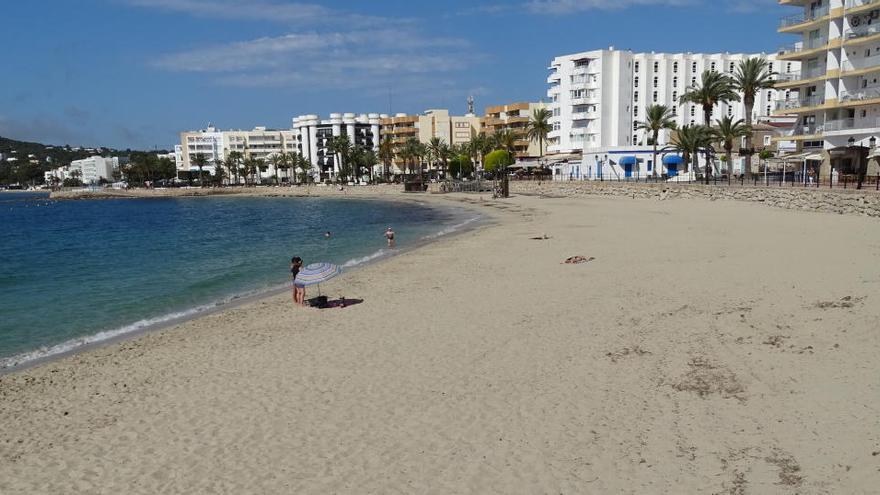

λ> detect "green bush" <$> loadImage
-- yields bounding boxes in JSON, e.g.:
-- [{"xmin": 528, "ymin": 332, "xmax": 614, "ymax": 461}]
[
  {"xmin": 483, "ymin": 150, "xmax": 513, "ymax": 173},
  {"xmin": 448, "ymin": 154, "xmax": 474, "ymax": 177}
]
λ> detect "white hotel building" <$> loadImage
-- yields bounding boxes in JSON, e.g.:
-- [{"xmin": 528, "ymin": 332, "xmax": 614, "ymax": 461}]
[
  {"xmin": 547, "ymin": 48, "xmax": 797, "ymax": 179},
  {"xmin": 293, "ymin": 113, "xmax": 383, "ymax": 181}
]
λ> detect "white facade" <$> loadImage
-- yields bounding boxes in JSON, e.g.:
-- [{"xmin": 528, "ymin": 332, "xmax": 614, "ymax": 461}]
[
  {"xmin": 547, "ymin": 48, "xmax": 798, "ymax": 157},
  {"xmin": 69, "ymin": 156, "xmax": 119, "ymax": 184},
  {"xmin": 293, "ymin": 113, "xmax": 384, "ymax": 181}
]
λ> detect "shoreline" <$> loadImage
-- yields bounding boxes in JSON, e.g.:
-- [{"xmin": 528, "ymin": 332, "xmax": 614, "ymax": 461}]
[{"xmin": 0, "ymin": 193, "xmax": 493, "ymax": 375}]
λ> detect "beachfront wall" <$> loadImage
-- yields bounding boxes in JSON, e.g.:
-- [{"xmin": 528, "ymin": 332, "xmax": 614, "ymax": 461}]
[{"xmin": 510, "ymin": 180, "xmax": 880, "ymax": 217}]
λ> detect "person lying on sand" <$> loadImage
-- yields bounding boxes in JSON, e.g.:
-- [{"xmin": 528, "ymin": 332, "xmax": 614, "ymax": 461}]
[{"xmin": 563, "ymin": 256, "xmax": 595, "ymax": 264}]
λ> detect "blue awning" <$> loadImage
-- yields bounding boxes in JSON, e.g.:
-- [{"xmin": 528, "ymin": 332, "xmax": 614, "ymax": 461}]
[
  {"xmin": 663, "ymin": 155, "xmax": 684, "ymax": 165},
  {"xmin": 619, "ymin": 156, "xmax": 637, "ymax": 166}
]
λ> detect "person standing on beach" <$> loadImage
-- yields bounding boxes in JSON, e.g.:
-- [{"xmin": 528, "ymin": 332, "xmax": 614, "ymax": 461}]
[
  {"xmin": 290, "ymin": 256, "xmax": 305, "ymax": 305},
  {"xmin": 385, "ymin": 227, "xmax": 395, "ymax": 248}
]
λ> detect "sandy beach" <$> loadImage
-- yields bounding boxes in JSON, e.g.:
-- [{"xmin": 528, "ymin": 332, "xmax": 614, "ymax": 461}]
[{"xmin": 2, "ymin": 192, "xmax": 879, "ymax": 493}]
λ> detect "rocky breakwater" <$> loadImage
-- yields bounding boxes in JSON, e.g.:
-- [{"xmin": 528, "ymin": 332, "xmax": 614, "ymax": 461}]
[{"xmin": 511, "ymin": 181, "xmax": 880, "ymax": 218}]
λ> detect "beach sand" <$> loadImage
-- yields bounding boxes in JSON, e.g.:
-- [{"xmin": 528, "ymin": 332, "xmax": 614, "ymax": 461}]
[{"xmin": 2, "ymin": 193, "xmax": 879, "ymax": 493}]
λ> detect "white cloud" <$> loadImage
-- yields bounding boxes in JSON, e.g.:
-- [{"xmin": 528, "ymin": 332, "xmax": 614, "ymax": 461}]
[
  {"xmin": 152, "ymin": 29, "xmax": 479, "ymax": 90},
  {"xmin": 525, "ymin": 0, "xmax": 697, "ymax": 14},
  {"xmin": 121, "ymin": 0, "xmax": 401, "ymax": 27}
]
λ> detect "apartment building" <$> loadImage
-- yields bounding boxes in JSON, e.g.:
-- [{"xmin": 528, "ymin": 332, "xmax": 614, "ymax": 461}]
[
  {"xmin": 482, "ymin": 102, "xmax": 544, "ymax": 158},
  {"xmin": 178, "ymin": 125, "xmax": 299, "ymax": 177},
  {"xmin": 71, "ymin": 156, "xmax": 119, "ymax": 184},
  {"xmin": 293, "ymin": 113, "xmax": 383, "ymax": 181},
  {"xmin": 775, "ymin": 0, "xmax": 880, "ymax": 180},
  {"xmin": 379, "ymin": 109, "xmax": 481, "ymax": 170},
  {"xmin": 547, "ymin": 48, "xmax": 794, "ymax": 164}
]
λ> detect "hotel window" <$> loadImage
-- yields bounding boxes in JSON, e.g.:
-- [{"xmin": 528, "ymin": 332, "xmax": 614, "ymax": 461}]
[
  {"xmin": 653, "ymin": 91, "xmax": 658, "ymax": 102},
  {"xmin": 729, "ymin": 62, "xmax": 735, "ymax": 73},
  {"xmin": 691, "ymin": 77, "xmax": 697, "ymax": 86},
  {"xmin": 634, "ymin": 91, "xmax": 639, "ymax": 101},
  {"xmin": 633, "ymin": 134, "xmax": 639, "ymax": 143},
  {"xmin": 634, "ymin": 76, "xmax": 639, "ymax": 87},
  {"xmin": 766, "ymin": 105, "xmax": 771, "ymax": 114},
  {"xmin": 653, "ymin": 77, "xmax": 658, "ymax": 88},
  {"xmin": 710, "ymin": 62, "xmax": 716, "ymax": 72},
  {"xmin": 552, "ymin": 108, "xmax": 560, "ymax": 116},
  {"xmin": 691, "ymin": 61, "xmax": 697, "ymax": 73},
  {"xmin": 653, "ymin": 61, "xmax": 659, "ymax": 72},
  {"xmin": 672, "ymin": 106, "xmax": 678, "ymax": 116},
  {"xmin": 672, "ymin": 90, "xmax": 678, "ymax": 101},
  {"xmin": 786, "ymin": 63, "xmax": 792, "ymax": 73},
  {"xmin": 727, "ymin": 106, "xmax": 733, "ymax": 116},
  {"xmin": 673, "ymin": 62, "xmax": 679, "ymax": 73},
  {"xmin": 690, "ymin": 106, "xmax": 696, "ymax": 117},
  {"xmin": 673, "ymin": 76, "xmax": 678, "ymax": 87},
  {"xmin": 763, "ymin": 135, "xmax": 772, "ymax": 146},
  {"xmin": 634, "ymin": 106, "xmax": 639, "ymax": 116},
  {"xmin": 634, "ymin": 61, "xmax": 640, "ymax": 72},
  {"xmin": 633, "ymin": 122, "xmax": 639, "ymax": 131}
]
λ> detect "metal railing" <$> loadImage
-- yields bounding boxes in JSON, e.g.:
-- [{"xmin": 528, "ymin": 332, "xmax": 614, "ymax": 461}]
[
  {"xmin": 778, "ymin": 37, "xmax": 829, "ymax": 56},
  {"xmin": 841, "ymin": 52, "xmax": 880, "ymax": 71},
  {"xmin": 823, "ymin": 117, "xmax": 880, "ymax": 131},
  {"xmin": 845, "ymin": 24, "xmax": 880, "ymax": 40},
  {"xmin": 780, "ymin": 5, "xmax": 830, "ymax": 28},
  {"xmin": 774, "ymin": 94, "xmax": 825, "ymax": 110},
  {"xmin": 777, "ymin": 67, "xmax": 827, "ymax": 82},
  {"xmin": 839, "ymin": 87, "xmax": 880, "ymax": 101},
  {"xmin": 845, "ymin": 0, "xmax": 880, "ymax": 9},
  {"xmin": 537, "ymin": 173, "xmax": 880, "ymax": 191}
]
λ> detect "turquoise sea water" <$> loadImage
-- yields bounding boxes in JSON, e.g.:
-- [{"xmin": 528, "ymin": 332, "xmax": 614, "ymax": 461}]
[{"xmin": 0, "ymin": 192, "xmax": 476, "ymax": 368}]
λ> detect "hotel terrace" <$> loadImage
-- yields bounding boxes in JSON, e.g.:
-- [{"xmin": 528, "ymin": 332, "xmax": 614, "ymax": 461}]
[
  {"xmin": 776, "ymin": 0, "xmax": 880, "ymax": 178},
  {"xmin": 481, "ymin": 102, "xmax": 544, "ymax": 158}
]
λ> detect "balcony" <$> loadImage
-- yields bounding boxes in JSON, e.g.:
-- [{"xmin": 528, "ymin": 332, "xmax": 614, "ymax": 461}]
[
  {"xmin": 824, "ymin": 116, "xmax": 880, "ymax": 132},
  {"xmin": 790, "ymin": 123, "xmax": 824, "ymax": 136},
  {"xmin": 774, "ymin": 94, "xmax": 825, "ymax": 111},
  {"xmin": 838, "ymin": 87, "xmax": 880, "ymax": 104},
  {"xmin": 846, "ymin": 0, "xmax": 880, "ymax": 12},
  {"xmin": 569, "ymin": 128, "xmax": 587, "ymax": 136},
  {"xmin": 844, "ymin": 25, "xmax": 880, "ymax": 43},
  {"xmin": 841, "ymin": 52, "xmax": 880, "ymax": 74},
  {"xmin": 779, "ymin": 5, "xmax": 830, "ymax": 30},
  {"xmin": 778, "ymin": 36, "xmax": 829, "ymax": 57},
  {"xmin": 776, "ymin": 66, "xmax": 827, "ymax": 83}
]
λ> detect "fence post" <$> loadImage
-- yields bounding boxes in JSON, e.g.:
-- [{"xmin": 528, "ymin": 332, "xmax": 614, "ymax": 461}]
[
  {"xmin": 844, "ymin": 175, "xmax": 847, "ymax": 189},
  {"xmin": 876, "ymin": 175, "xmax": 879, "ymax": 191}
]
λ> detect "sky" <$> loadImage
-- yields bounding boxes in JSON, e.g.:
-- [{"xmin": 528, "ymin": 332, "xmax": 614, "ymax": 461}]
[{"xmin": 1, "ymin": 0, "xmax": 791, "ymax": 150}]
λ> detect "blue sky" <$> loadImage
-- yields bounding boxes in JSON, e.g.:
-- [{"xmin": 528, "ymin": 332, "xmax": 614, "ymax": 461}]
[{"xmin": 1, "ymin": 0, "xmax": 790, "ymax": 150}]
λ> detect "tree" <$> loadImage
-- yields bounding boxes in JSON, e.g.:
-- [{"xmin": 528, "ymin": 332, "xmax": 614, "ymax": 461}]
[
  {"xmin": 212, "ymin": 161, "xmax": 227, "ymax": 186},
  {"xmin": 296, "ymin": 153, "xmax": 312, "ymax": 184},
  {"xmin": 327, "ymin": 135, "xmax": 352, "ymax": 182},
  {"xmin": 483, "ymin": 150, "xmax": 514, "ymax": 174},
  {"xmin": 636, "ymin": 104, "xmax": 677, "ymax": 177},
  {"xmin": 378, "ymin": 139, "xmax": 395, "ymax": 181},
  {"xmin": 226, "ymin": 150, "xmax": 243, "ymax": 185},
  {"xmin": 525, "ymin": 107, "xmax": 552, "ymax": 161},
  {"xmin": 191, "ymin": 153, "xmax": 208, "ymax": 186},
  {"xmin": 361, "ymin": 149, "xmax": 378, "ymax": 183},
  {"xmin": 449, "ymin": 154, "xmax": 474, "ymax": 178},
  {"xmin": 427, "ymin": 137, "xmax": 445, "ymax": 178},
  {"xmin": 663, "ymin": 125, "xmax": 712, "ymax": 182},
  {"xmin": 680, "ymin": 70, "xmax": 741, "ymax": 133},
  {"xmin": 402, "ymin": 137, "xmax": 423, "ymax": 181},
  {"xmin": 493, "ymin": 129, "xmax": 519, "ymax": 197},
  {"xmin": 711, "ymin": 117, "xmax": 751, "ymax": 177},
  {"xmin": 734, "ymin": 57, "xmax": 776, "ymax": 180}
]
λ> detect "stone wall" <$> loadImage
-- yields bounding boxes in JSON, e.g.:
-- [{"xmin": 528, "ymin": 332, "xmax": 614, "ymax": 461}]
[{"xmin": 510, "ymin": 181, "xmax": 880, "ymax": 218}]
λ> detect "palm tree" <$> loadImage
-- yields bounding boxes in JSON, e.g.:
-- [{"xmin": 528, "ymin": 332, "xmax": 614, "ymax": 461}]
[
  {"xmin": 226, "ymin": 150, "xmax": 243, "ymax": 185},
  {"xmin": 493, "ymin": 129, "xmax": 519, "ymax": 197},
  {"xmin": 664, "ymin": 125, "xmax": 712, "ymax": 182},
  {"xmin": 267, "ymin": 154, "xmax": 283, "ymax": 185},
  {"xmin": 191, "ymin": 153, "xmax": 208, "ymax": 186},
  {"xmin": 711, "ymin": 117, "xmax": 751, "ymax": 177},
  {"xmin": 378, "ymin": 139, "xmax": 395, "ymax": 182},
  {"xmin": 427, "ymin": 137, "xmax": 446, "ymax": 179},
  {"xmin": 402, "ymin": 137, "xmax": 423, "ymax": 181},
  {"xmin": 525, "ymin": 107, "xmax": 552, "ymax": 162},
  {"xmin": 733, "ymin": 57, "xmax": 776, "ymax": 180},
  {"xmin": 680, "ymin": 70, "xmax": 741, "ymax": 133},
  {"xmin": 327, "ymin": 136, "xmax": 352, "ymax": 182},
  {"xmin": 636, "ymin": 104, "xmax": 677, "ymax": 177}
]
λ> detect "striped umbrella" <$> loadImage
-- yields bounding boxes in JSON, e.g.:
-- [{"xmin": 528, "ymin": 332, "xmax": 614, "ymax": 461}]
[{"xmin": 294, "ymin": 262, "xmax": 341, "ymax": 295}]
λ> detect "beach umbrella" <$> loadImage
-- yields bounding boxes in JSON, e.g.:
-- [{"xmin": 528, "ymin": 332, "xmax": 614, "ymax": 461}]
[{"xmin": 294, "ymin": 262, "xmax": 341, "ymax": 296}]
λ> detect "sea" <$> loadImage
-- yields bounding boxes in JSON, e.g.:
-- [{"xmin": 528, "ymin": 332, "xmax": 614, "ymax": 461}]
[{"xmin": 0, "ymin": 191, "xmax": 479, "ymax": 369}]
